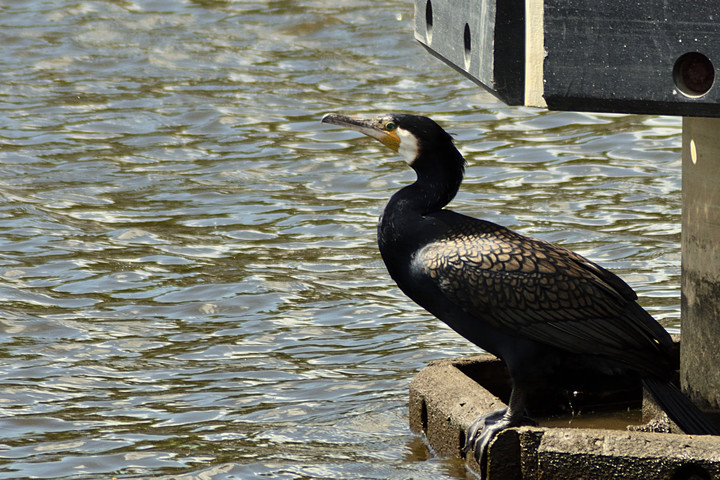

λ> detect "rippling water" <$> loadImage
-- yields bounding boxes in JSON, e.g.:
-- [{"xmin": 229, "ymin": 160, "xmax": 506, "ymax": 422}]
[{"xmin": 0, "ymin": 1, "xmax": 682, "ymax": 479}]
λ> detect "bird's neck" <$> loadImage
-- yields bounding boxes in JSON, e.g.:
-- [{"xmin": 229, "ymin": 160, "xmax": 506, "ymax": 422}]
[
  {"xmin": 390, "ymin": 176, "xmax": 458, "ymax": 216},
  {"xmin": 401, "ymin": 149, "xmax": 464, "ymax": 214},
  {"xmin": 378, "ymin": 150, "xmax": 464, "ymax": 260}
]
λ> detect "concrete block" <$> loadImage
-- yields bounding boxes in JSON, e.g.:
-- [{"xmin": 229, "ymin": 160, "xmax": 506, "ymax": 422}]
[
  {"xmin": 409, "ymin": 353, "xmax": 720, "ymax": 480},
  {"xmin": 409, "ymin": 355, "xmax": 507, "ymax": 458}
]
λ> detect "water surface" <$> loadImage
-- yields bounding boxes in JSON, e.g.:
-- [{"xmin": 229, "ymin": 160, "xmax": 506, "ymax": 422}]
[{"xmin": 0, "ymin": 1, "xmax": 682, "ymax": 479}]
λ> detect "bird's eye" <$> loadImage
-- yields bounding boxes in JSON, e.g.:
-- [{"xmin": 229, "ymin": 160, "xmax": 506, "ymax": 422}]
[{"xmin": 385, "ymin": 122, "xmax": 397, "ymax": 131}]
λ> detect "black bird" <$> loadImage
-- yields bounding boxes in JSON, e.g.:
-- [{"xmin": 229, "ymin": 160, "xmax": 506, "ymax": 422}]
[{"xmin": 321, "ymin": 112, "xmax": 719, "ymax": 476}]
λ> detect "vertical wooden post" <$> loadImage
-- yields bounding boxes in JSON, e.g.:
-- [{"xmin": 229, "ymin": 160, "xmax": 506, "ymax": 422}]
[
  {"xmin": 524, "ymin": 0, "xmax": 546, "ymax": 108},
  {"xmin": 681, "ymin": 117, "xmax": 720, "ymax": 409}
]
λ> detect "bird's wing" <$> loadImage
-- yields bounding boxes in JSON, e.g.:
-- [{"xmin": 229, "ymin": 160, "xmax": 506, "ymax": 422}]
[{"xmin": 413, "ymin": 222, "xmax": 669, "ymax": 359}]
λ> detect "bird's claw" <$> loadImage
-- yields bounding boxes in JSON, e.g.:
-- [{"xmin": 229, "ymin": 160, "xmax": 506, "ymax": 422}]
[{"xmin": 463, "ymin": 408, "xmax": 536, "ymax": 479}]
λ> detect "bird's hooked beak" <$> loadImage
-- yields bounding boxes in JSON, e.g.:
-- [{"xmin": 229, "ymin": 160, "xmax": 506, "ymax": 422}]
[{"xmin": 321, "ymin": 113, "xmax": 400, "ymax": 152}]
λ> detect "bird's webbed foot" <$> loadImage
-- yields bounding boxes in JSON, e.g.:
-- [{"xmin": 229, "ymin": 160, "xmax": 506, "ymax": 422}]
[{"xmin": 463, "ymin": 408, "xmax": 536, "ymax": 478}]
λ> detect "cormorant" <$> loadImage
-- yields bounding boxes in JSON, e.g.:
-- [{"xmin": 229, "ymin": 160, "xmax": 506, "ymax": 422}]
[{"xmin": 321, "ymin": 112, "xmax": 719, "ymax": 476}]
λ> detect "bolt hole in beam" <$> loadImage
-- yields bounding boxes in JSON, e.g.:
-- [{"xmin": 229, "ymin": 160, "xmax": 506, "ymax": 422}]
[
  {"xmin": 425, "ymin": 0, "xmax": 433, "ymax": 43},
  {"xmin": 463, "ymin": 23, "xmax": 471, "ymax": 70},
  {"xmin": 673, "ymin": 52, "xmax": 715, "ymax": 97}
]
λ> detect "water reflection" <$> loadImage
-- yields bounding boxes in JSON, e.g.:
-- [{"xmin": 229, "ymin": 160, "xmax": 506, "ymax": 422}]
[{"xmin": 0, "ymin": 1, "xmax": 681, "ymax": 479}]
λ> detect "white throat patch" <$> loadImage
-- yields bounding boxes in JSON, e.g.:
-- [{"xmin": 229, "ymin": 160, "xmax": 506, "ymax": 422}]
[{"xmin": 396, "ymin": 127, "xmax": 420, "ymax": 165}]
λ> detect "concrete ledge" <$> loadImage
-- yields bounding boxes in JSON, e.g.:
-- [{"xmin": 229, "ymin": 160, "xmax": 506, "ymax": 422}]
[
  {"xmin": 409, "ymin": 353, "xmax": 720, "ymax": 479},
  {"xmin": 409, "ymin": 355, "xmax": 508, "ymax": 458},
  {"xmin": 525, "ymin": 427, "xmax": 720, "ymax": 480}
]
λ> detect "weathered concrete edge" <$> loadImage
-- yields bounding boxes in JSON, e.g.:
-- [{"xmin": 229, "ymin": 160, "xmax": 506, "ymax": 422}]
[
  {"xmin": 409, "ymin": 354, "xmax": 507, "ymax": 458},
  {"xmin": 409, "ymin": 354, "xmax": 720, "ymax": 479}
]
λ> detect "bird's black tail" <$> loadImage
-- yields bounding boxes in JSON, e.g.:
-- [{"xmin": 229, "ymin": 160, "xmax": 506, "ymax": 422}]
[{"xmin": 642, "ymin": 377, "xmax": 720, "ymax": 435}]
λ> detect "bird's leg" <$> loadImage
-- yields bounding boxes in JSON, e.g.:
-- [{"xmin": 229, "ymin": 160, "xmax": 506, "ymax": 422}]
[{"xmin": 463, "ymin": 386, "xmax": 536, "ymax": 479}]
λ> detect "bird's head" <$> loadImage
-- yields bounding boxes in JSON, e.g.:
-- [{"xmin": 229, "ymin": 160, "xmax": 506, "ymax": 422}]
[
  {"xmin": 321, "ymin": 113, "xmax": 458, "ymax": 168},
  {"xmin": 322, "ymin": 113, "xmax": 466, "ymax": 210}
]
